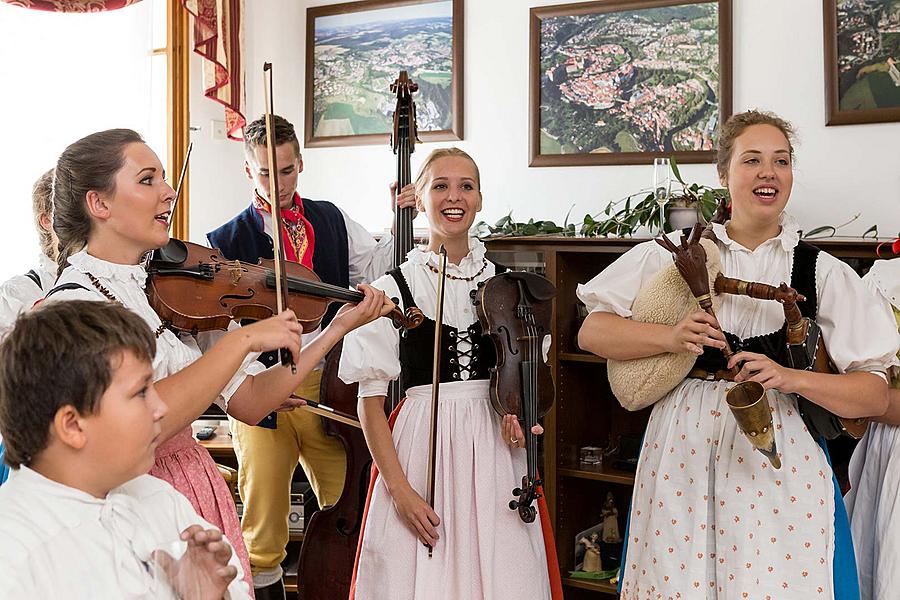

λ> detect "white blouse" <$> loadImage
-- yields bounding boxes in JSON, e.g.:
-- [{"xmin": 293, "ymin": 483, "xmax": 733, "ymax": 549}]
[
  {"xmin": 339, "ymin": 238, "xmax": 497, "ymax": 398},
  {"xmin": 576, "ymin": 212, "xmax": 900, "ymax": 376},
  {"xmin": 0, "ymin": 467, "xmax": 250, "ymax": 599},
  {"xmin": 0, "ymin": 253, "xmax": 57, "ymax": 339},
  {"xmin": 46, "ymin": 250, "xmax": 263, "ymax": 408}
]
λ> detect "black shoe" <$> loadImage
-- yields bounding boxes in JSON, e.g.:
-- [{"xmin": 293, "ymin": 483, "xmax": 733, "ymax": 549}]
[{"xmin": 254, "ymin": 579, "xmax": 286, "ymax": 600}]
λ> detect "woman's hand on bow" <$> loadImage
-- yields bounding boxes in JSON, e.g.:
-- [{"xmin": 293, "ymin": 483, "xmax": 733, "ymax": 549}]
[
  {"xmin": 728, "ymin": 351, "xmax": 797, "ymax": 393},
  {"xmin": 501, "ymin": 414, "xmax": 544, "ymax": 449},
  {"xmin": 237, "ymin": 309, "xmax": 303, "ymax": 363},
  {"xmin": 390, "ymin": 483, "xmax": 441, "ymax": 548},
  {"xmin": 667, "ymin": 311, "xmax": 727, "ymax": 355}
]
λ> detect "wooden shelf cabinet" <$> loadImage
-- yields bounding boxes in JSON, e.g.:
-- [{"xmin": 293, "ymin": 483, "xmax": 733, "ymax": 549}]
[{"xmin": 484, "ymin": 235, "xmax": 885, "ymax": 597}]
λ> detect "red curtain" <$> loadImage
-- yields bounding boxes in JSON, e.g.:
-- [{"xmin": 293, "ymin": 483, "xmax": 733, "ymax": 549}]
[
  {"xmin": 1, "ymin": 0, "xmax": 138, "ymax": 11},
  {"xmin": 182, "ymin": 0, "xmax": 246, "ymax": 140}
]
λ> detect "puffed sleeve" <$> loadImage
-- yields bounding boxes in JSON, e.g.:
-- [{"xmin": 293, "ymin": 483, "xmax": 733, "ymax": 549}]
[
  {"xmin": 816, "ymin": 252, "xmax": 900, "ymax": 376},
  {"xmin": 338, "ymin": 272, "xmax": 402, "ymax": 398},
  {"xmin": 575, "ymin": 237, "xmax": 672, "ymax": 317}
]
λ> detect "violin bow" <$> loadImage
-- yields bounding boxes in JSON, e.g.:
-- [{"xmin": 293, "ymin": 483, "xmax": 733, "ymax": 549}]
[
  {"xmin": 290, "ymin": 395, "xmax": 362, "ymax": 429},
  {"xmin": 262, "ymin": 62, "xmax": 296, "ymax": 374},
  {"xmin": 167, "ymin": 141, "xmax": 193, "ymax": 237},
  {"xmin": 424, "ymin": 245, "xmax": 448, "ymax": 558}
]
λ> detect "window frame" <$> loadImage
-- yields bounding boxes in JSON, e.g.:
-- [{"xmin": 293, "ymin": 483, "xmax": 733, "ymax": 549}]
[{"xmin": 159, "ymin": 0, "xmax": 190, "ymax": 239}]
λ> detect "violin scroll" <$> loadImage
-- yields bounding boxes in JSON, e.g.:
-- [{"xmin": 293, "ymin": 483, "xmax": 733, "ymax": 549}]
[{"xmin": 509, "ymin": 475, "xmax": 539, "ymax": 523}]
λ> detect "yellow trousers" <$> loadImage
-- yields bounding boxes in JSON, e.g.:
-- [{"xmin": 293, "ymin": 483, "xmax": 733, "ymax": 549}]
[{"xmin": 231, "ymin": 369, "xmax": 347, "ymax": 572}]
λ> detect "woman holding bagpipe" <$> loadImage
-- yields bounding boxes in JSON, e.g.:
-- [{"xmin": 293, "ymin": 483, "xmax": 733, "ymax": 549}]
[
  {"xmin": 43, "ymin": 128, "xmax": 396, "ymax": 590},
  {"xmin": 845, "ymin": 255, "xmax": 900, "ymax": 600},
  {"xmin": 338, "ymin": 147, "xmax": 562, "ymax": 600},
  {"xmin": 576, "ymin": 110, "xmax": 898, "ymax": 599}
]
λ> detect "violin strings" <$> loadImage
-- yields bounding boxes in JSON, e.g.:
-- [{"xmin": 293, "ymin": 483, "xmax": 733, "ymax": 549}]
[{"xmin": 196, "ymin": 259, "xmax": 367, "ymax": 303}]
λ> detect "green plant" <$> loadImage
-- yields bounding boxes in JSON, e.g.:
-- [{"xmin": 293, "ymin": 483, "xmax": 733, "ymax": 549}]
[
  {"xmin": 580, "ymin": 157, "xmax": 729, "ymax": 237},
  {"xmin": 473, "ymin": 208, "xmax": 579, "ymax": 238},
  {"xmin": 475, "ymin": 158, "xmax": 730, "ymax": 238}
]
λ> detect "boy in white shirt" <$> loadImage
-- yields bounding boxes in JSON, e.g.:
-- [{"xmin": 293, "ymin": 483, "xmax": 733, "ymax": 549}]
[{"xmin": 0, "ymin": 300, "xmax": 250, "ymax": 599}]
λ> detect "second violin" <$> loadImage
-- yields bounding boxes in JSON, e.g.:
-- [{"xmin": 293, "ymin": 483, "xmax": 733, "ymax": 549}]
[{"xmin": 472, "ymin": 270, "xmax": 556, "ymax": 522}]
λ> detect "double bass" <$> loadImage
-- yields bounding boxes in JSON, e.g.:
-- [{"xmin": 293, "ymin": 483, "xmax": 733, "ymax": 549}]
[{"xmin": 296, "ymin": 70, "xmax": 420, "ymax": 600}]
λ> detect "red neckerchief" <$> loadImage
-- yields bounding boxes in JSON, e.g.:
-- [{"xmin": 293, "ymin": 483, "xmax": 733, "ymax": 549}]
[{"xmin": 254, "ymin": 192, "xmax": 316, "ymax": 269}]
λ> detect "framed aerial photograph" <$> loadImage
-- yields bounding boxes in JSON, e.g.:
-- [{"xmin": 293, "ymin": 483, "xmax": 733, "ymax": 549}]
[
  {"xmin": 824, "ymin": 0, "xmax": 900, "ymax": 126},
  {"xmin": 305, "ymin": 0, "xmax": 463, "ymax": 148},
  {"xmin": 529, "ymin": 0, "xmax": 732, "ymax": 167}
]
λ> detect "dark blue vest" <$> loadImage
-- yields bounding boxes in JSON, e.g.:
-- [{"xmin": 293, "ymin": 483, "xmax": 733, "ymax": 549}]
[{"xmin": 206, "ymin": 199, "xmax": 350, "ymax": 428}]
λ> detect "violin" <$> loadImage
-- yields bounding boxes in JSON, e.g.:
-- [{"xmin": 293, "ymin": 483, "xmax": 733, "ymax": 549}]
[
  {"xmin": 146, "ymin": 238, "xmax": 423, "ymax": 334},
  {"xmin": 471, "ymin": 271, "xmax": 557, "ymax": 522}
]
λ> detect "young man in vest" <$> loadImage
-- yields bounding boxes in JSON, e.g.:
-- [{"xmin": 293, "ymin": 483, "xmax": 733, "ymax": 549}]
[{"xmin": 207, "ymin": 114, "xmax": 415, "ymax": 600}]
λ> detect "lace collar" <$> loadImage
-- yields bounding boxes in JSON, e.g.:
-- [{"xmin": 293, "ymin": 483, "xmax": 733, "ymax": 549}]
[
  {"xmin": 711, "ymin": 212, "xmax": 801, "ymax": 253},
  {"xmin": 68, "ymin": 249, "xmax": 148, "ymax": 288},
  {"xmin": 407, "ymin": 237, "xmax": 488, "ymax": 277}
]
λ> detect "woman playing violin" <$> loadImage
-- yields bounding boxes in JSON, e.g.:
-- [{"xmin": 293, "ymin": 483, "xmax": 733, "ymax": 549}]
[
  {"xmin": 44, "ymin": 128, "xmax": 395, "ymax": 588},
  {"xmin": 338, "ymin": 148, "xmax": 559, "ymax": 600}
]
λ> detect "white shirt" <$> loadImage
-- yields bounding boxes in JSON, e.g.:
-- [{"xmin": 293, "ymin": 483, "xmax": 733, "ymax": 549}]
[
  {"xmin": 339, "ymin": 238, "xmax": 497, "ymax": 398},
  {"xmin": 0, "ymin": 253, "xmax": 57, "ymax": 340},
  {"xmin": 0, "ymin": 467, "xmax": 250, "ymax": 600},
  {"xmin": 576, "ymin": 212, "xmax": 900, "ymax": 377},
  {"xmin": 47, "ymin": 250, "xmax": 263, "ymax": 408}
]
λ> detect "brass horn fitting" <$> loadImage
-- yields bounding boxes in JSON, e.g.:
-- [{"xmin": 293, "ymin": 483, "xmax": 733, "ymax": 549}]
[{"xmin": 725, "ymin": 381, "xmax": 781, "ymax": 469}]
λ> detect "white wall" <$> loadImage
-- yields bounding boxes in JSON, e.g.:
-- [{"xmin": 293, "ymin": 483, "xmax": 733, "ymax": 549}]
[{"xmin": 188, "ymin": 0, "xmax": 900, "ymax": 244}]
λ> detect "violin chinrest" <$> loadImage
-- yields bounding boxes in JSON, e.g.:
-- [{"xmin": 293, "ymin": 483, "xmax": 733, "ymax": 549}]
[{"xmin": 152, "ymin": 238, "xmax": 189, "ymax": 266}]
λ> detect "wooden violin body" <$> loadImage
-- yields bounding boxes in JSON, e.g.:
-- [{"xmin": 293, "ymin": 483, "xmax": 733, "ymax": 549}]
[
  {"xmin": 146, "ymin": 239, "xmax": 421, "ymax": 334},
  {"xmin": 472, "ymin": 271, "xmax": 556, "ymax": 522}
]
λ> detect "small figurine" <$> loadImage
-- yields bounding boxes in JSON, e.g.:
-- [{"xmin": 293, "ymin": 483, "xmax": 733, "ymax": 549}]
[
  {"xmin": 601, "ymin": 491, "xmax": 622, "ymax": 544},
  {"xmin": 578, "ymin": 532, "xmax": 602, "ymax": 572}
]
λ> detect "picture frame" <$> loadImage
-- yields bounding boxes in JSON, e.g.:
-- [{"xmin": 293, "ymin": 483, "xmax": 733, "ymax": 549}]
[
  {"xmin": 824, "ymin": 0, "xmax": 900, "ymax": 126},
  {"xmin": 304, "ymin": 0, "xmax": 464, "ymax": 148},
  {"xmin": 528, "ymin": 0, "xmax": 733, "ymax": 167}
]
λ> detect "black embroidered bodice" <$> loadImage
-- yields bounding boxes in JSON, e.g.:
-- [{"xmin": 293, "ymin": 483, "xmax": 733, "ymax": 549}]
[
  {"xmin": 694, "ymin": 241, "xmax": 820, "ymax": 372},
  {"xmin": 388, "ymin": 267, "xmax": 498, "ymax": 397}
]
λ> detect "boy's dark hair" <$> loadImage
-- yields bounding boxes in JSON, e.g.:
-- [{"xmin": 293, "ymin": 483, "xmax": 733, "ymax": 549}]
[
  {"xmin": 243, "ymin": 114, "xmax": 301, "ymax": 159},
  {"xmin": 0, "ymin": 301, "xmax": 156, "ymax": 469}
]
